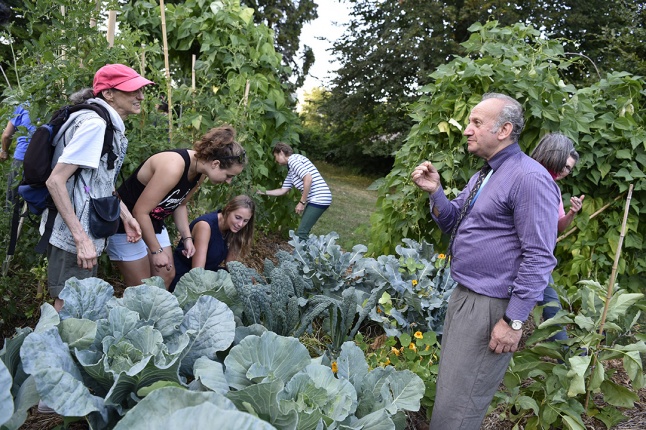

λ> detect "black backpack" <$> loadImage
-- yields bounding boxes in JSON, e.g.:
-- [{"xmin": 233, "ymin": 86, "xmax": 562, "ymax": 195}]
[{"xmin": 15, "ymin": 103, "xmax": 116, "ymax": 253}]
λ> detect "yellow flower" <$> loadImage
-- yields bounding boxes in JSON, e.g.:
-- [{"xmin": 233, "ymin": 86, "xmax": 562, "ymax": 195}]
[
  {"xmin": 412, "ymin": 280, "xmax": 418, "ymax": 287},
  {"xmin": 400, "ymin": 347, "xmax": 404, "ymax": 354},
  {"xmin": 414, "ymin": 331, "xmax": 423, "ymax": 339},
  {"xmin": 391, "ymin": 347, "xmax": 401, "ymax": 356},
  {"xmin": 438, "ymin": 254, "xmax": 446, "ymax": 259},
  {"xmin": 331, "ymin": 361, "xmax": 338, "ymax": 374},
  {"xmin": 425, "ymin": 345, "xmax": 430, "ymax": 351},
  {"xmin": 382, "ymin": 358, "xmax": 391, "ymax": 366},
  {"xmin": 376, "ymin": 307, "xmax": 382, "ymax": 313},
  {"xmin": 409, "ymin": 342, "xmax": 417, "ymax": 352}
]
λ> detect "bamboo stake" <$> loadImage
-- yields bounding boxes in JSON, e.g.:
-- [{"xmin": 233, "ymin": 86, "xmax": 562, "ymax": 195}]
[
  {"xmin": 598, "ymin": 184, "xmax": 633, "ymax": 334},
  {"xmin": 107, "ymin": 11, "xmax": 117, "ymax": 48},
  {"xmin": 90, "ymin": 0, "xmax": 100, "ymax": 28},
  {"xmin": 159, "ymin": 0, "xmax": 172, "ymax": 143},
  {"xmin": 140, "ymin": 44, "xmax": 146, "ymax": 75},
  {"xmin": 584, "ymin": 184, "xmax": 634, "ymax": 410},
  {"xmin": 192, "ymin": 54, "xmax": 196, "ymax": 92},
  {"xmin": 244, "ymin": 79, "xmax": 250, "ymax": 107},
  {"xmin": 557, "ymin": 194, "xmax": 625, "ymax": 242},
  {"xmin": 0, "ymin": 65, "xmax": 11, "ymax": 90}
]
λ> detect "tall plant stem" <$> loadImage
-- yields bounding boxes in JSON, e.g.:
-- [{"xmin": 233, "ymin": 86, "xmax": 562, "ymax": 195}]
[
  {"xmin": 584, "ymin": 184, "xmax": 633, "ymax": 409},
  {"xmin": 10, "ymin": 38, "xmax": 21, "ymax": 93},
  {"xmin": 160, "ymin": 0, "xmax": 173, "ymax": 144}
]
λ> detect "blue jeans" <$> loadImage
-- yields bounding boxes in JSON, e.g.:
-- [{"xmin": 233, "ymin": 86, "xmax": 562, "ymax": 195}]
[{"xmin": 538, "ymin": 283, "xmax": 568, "ymax": 342}]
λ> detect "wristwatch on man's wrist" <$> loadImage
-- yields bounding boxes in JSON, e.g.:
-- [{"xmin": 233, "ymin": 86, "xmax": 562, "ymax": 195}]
[{"xmin": 503, "ymin": 314, "xmax": 523, "ymax": 331}]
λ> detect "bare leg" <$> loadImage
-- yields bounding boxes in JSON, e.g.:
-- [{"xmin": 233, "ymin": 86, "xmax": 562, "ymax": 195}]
[{"xmin": 115, "ymin": 256, "xmax": 152, "ymax": 287}]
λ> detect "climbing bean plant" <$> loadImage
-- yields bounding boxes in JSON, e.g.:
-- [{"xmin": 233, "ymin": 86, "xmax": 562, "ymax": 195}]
[{"xmin": 369, "ymin": 21, "xmax": 646, "ymax": 291}]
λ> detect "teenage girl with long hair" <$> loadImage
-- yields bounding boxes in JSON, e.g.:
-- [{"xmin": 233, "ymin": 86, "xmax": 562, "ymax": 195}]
[
  {"xmin": 106, "ymin": 125, "xmax": 247, "ymax": 288},
  {"xmin": 169, "ymin": 194, "xmax": 255, "ymax": 291}
]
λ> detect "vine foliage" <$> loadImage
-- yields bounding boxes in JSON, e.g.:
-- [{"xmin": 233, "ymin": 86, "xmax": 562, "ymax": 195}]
[{"xmin": 369, "ymin": 21, "xmax": 646, "ymax": 291}]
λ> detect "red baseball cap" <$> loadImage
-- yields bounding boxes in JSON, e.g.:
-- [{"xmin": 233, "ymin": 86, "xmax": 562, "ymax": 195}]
[{"xmin": 93, "ymin": 64, "xmax": 155, "ymax": 96}]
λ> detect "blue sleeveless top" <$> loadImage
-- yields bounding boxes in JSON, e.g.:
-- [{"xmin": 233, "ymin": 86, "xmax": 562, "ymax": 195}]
[{"xmin": 170, "ymin": 211, "xmax": 228, "ymax": 290}]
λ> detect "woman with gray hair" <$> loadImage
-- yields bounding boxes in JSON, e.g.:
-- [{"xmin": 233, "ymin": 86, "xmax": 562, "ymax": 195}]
[{"xmin": 531, "ymin": 132, "xmax": 585, "ymax": 342}]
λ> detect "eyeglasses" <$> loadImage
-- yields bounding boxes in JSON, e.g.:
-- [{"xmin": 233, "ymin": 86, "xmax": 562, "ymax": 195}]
[
  {"xmin": 219, "ymin": 151, "xmax": 246, "ymax": 164},
  {"xmin": 562, "ymin": 164, "xmax": 574, "ymax": 174}
]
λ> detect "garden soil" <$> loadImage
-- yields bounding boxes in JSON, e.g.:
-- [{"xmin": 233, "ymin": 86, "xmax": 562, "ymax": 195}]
[{"xmin": 9, "ymin": 232, "xmax": 646, "ymax": 430}]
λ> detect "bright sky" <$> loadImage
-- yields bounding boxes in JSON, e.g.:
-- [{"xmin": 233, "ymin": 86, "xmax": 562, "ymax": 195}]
[{"xmin": 296, "ymin": 0, "xmax": 351, "ymax": 105}]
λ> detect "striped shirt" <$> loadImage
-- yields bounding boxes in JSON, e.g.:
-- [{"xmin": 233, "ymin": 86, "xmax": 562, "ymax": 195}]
[
  {"xmin": 429, "ymin": 144, "xmax": 559, "ymax": 321},
  {"xmin": 282, "ymin": 154, "xmax": 332, "ymax": 206}
]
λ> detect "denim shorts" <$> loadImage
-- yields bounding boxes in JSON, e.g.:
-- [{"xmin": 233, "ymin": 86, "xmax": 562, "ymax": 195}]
[{"xmin": 106, "ymin": 227, "xmax": 171, "ymax": 261}]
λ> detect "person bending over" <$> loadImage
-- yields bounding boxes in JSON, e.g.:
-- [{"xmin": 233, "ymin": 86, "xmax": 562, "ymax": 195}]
[
  {"xmin": 106, "ymin": 125, "xmax": 246, "ymax": 288},
  {"xmin": 258, "ymin": 142, "xmax": 331, "ymax": 241}
]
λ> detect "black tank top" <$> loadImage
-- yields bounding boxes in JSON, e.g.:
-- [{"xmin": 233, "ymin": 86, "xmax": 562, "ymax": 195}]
[{"xmin": 117, "ymin": 149, "xmax": 202, "ymax": 233}]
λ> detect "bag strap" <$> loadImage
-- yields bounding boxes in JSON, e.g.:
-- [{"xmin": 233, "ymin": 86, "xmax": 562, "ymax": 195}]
[
  {"xmin": 7, "ymin": 187, "xmax": 22, "ymax": 257},
  {"xmin": 35, "ymin": 203, "xmax": 57, "ymax": 255},
  {"xmin": 67, "ymin": 103, "xmax": 116, "ymax": 170}
]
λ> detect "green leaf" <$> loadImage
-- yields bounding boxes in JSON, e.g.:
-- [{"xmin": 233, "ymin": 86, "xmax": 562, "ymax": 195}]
[
  {"xmin": 600, "ymin": 380, "xmax": 639, "ymax": 408},
  {"xmin": 566, "ymin": 356, "xmax": 591, "ymax": 397}
]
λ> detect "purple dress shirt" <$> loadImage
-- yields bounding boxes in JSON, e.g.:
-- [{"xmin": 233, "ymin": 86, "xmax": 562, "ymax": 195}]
[{"xmin": 430, "ymin": 144, "xmax": 560, "ymax": 321}]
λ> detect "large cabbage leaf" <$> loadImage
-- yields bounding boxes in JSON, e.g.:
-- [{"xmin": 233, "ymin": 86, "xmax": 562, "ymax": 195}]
[
  {"xmin": 20, "ymin": 327, "xmax": 108, "ymax": 420},
  {"xmin": 0, "ymin": 359, "xmax": 12, "ymax": 426},
  {"xmin": 179, "ymin": 296, "xmax": 235, "ymax": 375},
  {"xmin": 0, "ymin": 328, "xmax": 38, "ymax": 430},
  {"xmin": 120, "ymin": 285, "xmax": 184, "ymax": 338},
  {"xmin": 355, "ymin": 367, "xmax": 424, "ymax": 417},
  {"xmin": 336, "ymin": 341, "xmax": 369, "ymax": 393},
  {"xmin": 190, "ymin": 357, "xmax": 229, "ymax": 394},
  {"xmin": 277, "ymin": 364, "xmax": 357, "ymax": 429},
  {"xmin": 112, "ymin": 386, "xmax": 247, "ymax": 429},
  {"xmin": 224, "ymin": 331, "xmax": 310, "ymax": 390},
  {"xmin": 173, "ymin": 268, "xmax": 238, "ymax": 311},
  {"xmin": 226, "ymin": 380, "xmax": 298, "ymax": 430},
  {"xmin": 164, "ymin": 404, "xmax": 278, "ymax": 429},
  {"xmin": 59, "ymin": 277, "xmax": 114, "ymax": 321},
  {"xmin": 337, "ymin": 410, "xmax": 395, "ymax": 430}
]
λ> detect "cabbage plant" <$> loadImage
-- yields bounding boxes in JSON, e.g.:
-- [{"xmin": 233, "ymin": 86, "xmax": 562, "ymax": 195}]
[
  {"xmin": 223, "ymin": 332, "xmax": 425, "ymax": 429},
  {"xmin": 18, "ymin": 277, "xmax": 236, "ymax": 429}
]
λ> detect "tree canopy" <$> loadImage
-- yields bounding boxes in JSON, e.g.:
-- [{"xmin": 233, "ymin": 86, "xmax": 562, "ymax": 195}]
[{"xmin": 321, "ymin": 0, "xmax": 646, "ymax": 173}]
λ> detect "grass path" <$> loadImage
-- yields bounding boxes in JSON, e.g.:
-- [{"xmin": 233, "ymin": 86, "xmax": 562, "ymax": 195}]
[{"xmin": 309, "ymin": 161, "xmax": 381, "ymax": 250}]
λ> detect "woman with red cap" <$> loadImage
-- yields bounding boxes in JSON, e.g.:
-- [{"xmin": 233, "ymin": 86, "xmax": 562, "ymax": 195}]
[
  {"xmin": 38, "ymin": 63, "xmax": 154, "ymax": 415},
  {"xmin": 44, "ymin": 64, "xmax": 154, "ymax": 312}
]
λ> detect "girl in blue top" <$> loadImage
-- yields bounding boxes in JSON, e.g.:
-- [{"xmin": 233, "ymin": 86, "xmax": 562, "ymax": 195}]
[{"xmin": 170, "ymin": 194, "xmax": 255, "ymax": 291}]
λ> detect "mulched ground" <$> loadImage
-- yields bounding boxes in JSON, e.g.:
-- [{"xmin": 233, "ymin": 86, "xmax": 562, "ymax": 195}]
[{"xmin": 11, "ymin": 231, "xmax": 646, "ymax": 429}]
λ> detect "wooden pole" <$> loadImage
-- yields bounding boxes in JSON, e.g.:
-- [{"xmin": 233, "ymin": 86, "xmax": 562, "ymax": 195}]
[
  {"xmin": 107, "ymin": 11, "xmax": 117, "ymax": 48},
  {"xmin": 192, "ymin": 54, "xmax": 196, "ymax": 92},
  {"xmin": 584, "ymin": 184, "xmax": 633, "ymax": 409},
  {"xmin": 159, "ymin": 0, "xmax": 172, "ymax": 143},
  {"xmin": 140, "ymin": 44, "xmax": 146, "ymax": 75},
  {"xmin": 90, "ymin": 0, "xmax": 100, "ymax": 28},
  {"xmin": 597, "ymin": 184, "xmax": 633, "ymax": 335}
]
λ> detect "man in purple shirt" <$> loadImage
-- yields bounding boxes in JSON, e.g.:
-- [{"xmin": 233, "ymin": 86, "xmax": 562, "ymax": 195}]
[{"xmin": 412, "ymin": 93, "xmax": 559, "ymax": 429}]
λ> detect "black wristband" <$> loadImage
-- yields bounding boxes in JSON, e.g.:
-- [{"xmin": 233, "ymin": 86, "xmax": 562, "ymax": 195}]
[{"xmin": 150, "ymin": 247, "xmax": 163, "ymax": 255}]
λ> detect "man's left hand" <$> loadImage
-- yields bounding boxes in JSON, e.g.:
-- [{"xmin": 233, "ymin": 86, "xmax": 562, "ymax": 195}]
[{"xmin": 489, "ymin": 319, "xmax": 522, "ymax": 354}]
